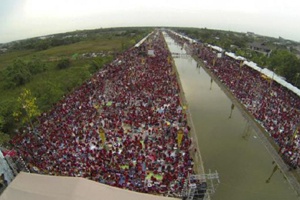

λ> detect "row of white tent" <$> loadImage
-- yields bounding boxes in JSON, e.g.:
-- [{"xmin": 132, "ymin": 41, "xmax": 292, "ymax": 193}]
[
  {"xmin": 134, "ymin": 32, "xmax": 153, "ymax": 48},
  {"xmin": 212, "ymin": 45, "xmax": 300, "ymax": 98},
  {"xmin": 170, "ymin": 30, "xmax": 300, "ymax": 98}
]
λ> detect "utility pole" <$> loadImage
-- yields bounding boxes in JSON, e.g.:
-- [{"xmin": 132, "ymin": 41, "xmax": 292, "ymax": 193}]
[
  {"xmin": 265, "ymin": 165, "xmax": 279, "ymax": 183},
  {"xmin": 228, "ymin": 103, "xmax": 235, "ymax": 119}
]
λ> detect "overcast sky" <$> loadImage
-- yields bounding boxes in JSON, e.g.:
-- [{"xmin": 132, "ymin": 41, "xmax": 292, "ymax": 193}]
[{"xmin": 1, "ymin": 0, "xmax": 300, "ymax": 43}]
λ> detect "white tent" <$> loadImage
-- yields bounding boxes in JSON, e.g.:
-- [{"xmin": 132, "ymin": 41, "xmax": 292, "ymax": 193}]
[
  {"xmin": 242, "ymin": 60, "xmax": 262, "ymax": 72},
  {"xmin": 207, "ymin": 44, "xmax": 223, "ymax": 52},
  {"xmin": 0, "ymin": 172, "xmax": 179, "ymax": 200},
  {"xmin": 243, "ymin": 61, "xmax": 300, "ymax": 97},
  {"xmin": 225, "ymin": 52, "xmax": 246, "ymax": 61},
  {"xmin": 260, "ymin": 68, "xmax": 300, "ymax": 96},
  {"xmin": 134, "ymin": 32, "xmax": 153, "ymax": 48}
]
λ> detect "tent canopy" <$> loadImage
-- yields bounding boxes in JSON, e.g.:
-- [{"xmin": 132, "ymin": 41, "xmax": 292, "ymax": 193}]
[{"xmin": 0, "ymin": 172, "xmax": 178, "ymax": 200}]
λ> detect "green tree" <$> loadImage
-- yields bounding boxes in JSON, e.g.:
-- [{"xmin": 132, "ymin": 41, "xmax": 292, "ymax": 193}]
[
  {"xmin": 0, "ymin": 116, "xmax": 10, "ymax": 145},
  {"xmin": 27, "ymin": 56, "xmax": 47, "ymax": 74},
  {"xmin": 4, "ymin": 59, "xmax": 32, "ymax": 88},
  {"xmin": 33, "ymin": 81, "xmax": 64, "ymax": 111},
  {"xmin": 35, "ymin": 39, "xmax": 50, "ymax": 51},
  {"xmin": 13, "ymin": 89, "xmax": 40, "ymax": 131},
  {"xmin": 57, "ymin": 58, "xmax": 71, "ymax": 69},
  {"xmin": 89, "ymin": 56, "xmax": 113, "ymax": 73},
  {"xmin": 89, "ymin": 59, "xmax": 103, "ymax": 73},
  {"xmin": 0, "ymin": 98, "xmax": 17, "ymax": 134},
  {"xmin": 295, "ymin": 73, "xmax": 300, "ymax": 87},
  {"xmin": 268, "ymin": 50, "xmax": 300, "ymax": 83}
]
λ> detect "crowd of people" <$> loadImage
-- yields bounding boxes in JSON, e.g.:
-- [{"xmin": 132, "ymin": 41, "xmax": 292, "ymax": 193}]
[
  {"xmin": 10, "ymin": 31, "xmax": 195, "ymax": 196},
  {"xmin": 168, "ymin": 31, "xmax": 300, "ymax": 169}
]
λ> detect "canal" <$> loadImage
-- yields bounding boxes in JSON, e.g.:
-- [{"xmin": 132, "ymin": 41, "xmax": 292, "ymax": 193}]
[{"xmin": 164, "ymin": 35, "xmax": 299, "ymax": 200}]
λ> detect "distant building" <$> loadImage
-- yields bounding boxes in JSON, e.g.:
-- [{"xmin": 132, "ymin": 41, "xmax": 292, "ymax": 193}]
[
  {"xmin": 249, "ymin": 42, "xmax": 272, "ymax": 56},
  {"xmin": 293, "ymin": 45, "xmax": 300, "ymax": 59},
  {"xmin": 62, "ymin": 35, "xmax": 73, "ymax": 39},
  {"xmin": 230, "ymin": 44, "xmax": 239, "ymax": 49},
  {"xmin": 39, "ymin": 36, "xmax": 48, "ymax": 40},
  {"xmin": 246, "ymin": 32, "xmax": 255, "ymax": 37},
  {"xmin": 39, "ymin": 35, "xmax": 53, "ymax": 40},
  {"xmin": 0, "ymin": 48, "xmax": 7, "ymax": 53}
]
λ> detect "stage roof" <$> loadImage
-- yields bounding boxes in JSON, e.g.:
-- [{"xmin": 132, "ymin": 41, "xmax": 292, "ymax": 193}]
[{"xmin": 0, "ymin": 172, "xmax": 178, "ymax": 200}]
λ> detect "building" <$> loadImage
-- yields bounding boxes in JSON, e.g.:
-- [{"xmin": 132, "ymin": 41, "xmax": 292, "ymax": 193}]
[
  {"xmin": 0, "ymin": 48, "xmax": 7, "ymax": 53},
  {"xmin": 249, "ymin": 42, "xmax": 272, "ymax": 56}
]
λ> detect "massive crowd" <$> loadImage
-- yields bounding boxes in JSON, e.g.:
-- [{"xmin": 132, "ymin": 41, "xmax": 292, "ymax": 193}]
[
  {"xmin": 10, "ymin": 31, "xmax": 195, "ymax": 196},
  {"xmin": 10, "ymin": 28, "xmax": 299, "ymax": 196},
  {"xmin": 168, "ymin": 31, "xmax": 300, "ymax": 169}
]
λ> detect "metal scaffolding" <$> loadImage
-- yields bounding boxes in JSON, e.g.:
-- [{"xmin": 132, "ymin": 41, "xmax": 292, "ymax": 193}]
[{"xmin": 181, "ymin": 170, "xmax": 220, "ymax": 200}]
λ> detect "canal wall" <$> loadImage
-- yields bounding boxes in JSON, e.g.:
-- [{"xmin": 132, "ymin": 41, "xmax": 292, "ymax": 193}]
[
  {"xmin": 163, "ymin": 35, "xmax": 205, "ymax": 176},
  {"xmin": 193, "ymin": 55, "xmax": 300, "ymax": 196}
]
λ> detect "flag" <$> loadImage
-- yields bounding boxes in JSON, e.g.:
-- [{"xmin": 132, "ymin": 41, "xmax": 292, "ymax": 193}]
[
  {"xmin": 177, "ymin": 129, "xmax": 184, "ymax": 147},
  {"xmin": 168, "ymin": 56, "xmax": 171, "ymax": 64},
  {"xmin": 293, "ymin": 126, "xmax": 299, "ymax": 139},
  {"xmin": 93, "ymin": 103, "xmax": 99, "ymax": 110},
  {"xmin": 212, "ymin": 58, "xmax": 216, "ymax": 66},
  {"xmin": 182, "ymin": 105, "xmax": 187, "ymax": 114},
  {"xmin": 261, "ymin": 74, "xmax": 272, "ymax": 82},
  {"xmin": 240, "ymin": 60, "xmax": 244, "ymax": 67},
  {"xmin": 99, "ymin": 128, "xmax": 106, "ymax": 143}
]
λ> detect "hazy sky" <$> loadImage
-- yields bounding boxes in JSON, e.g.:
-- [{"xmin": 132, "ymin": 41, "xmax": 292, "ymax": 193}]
[{"xmin": 1, "ymin": 0, "xmax": 300, "ymax": 43}]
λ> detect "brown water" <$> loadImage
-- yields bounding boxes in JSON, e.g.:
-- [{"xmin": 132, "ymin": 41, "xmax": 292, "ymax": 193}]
[{"xmin": 165, "ymin": 36, "xmax": 299, "ymax": 200}]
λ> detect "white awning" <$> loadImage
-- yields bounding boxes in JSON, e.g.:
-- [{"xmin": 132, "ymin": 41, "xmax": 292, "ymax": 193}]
[
  {"xmin": 207, "ymin": 44, "xmax": 223, "ymax": 52},
  {"xmin": 225, "ymin": 52, "xmax": 246, "ymax": 61}
]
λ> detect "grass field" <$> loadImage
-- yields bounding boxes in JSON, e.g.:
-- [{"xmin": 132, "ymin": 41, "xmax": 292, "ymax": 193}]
[
  {"xmin": 0, "ymin": 28, "xmax": 151, "ymax": 141},
  {"xmin": 0, "ymin": 50, "xmax": 35, "ymax": 70}
]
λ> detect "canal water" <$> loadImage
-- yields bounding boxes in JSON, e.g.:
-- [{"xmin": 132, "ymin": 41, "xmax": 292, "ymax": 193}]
[{"xmin": 164, "ymin": 35, "xmax": 299, "ymax": 200}]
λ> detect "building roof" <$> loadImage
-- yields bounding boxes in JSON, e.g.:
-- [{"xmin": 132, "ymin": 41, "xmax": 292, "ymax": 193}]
[
  {"xmin": 0, "ymin": 172, "xmax": 179, "ymax": 200},
  {"xmin": 249, "ymin": 42, "xmax": 271, "ymax": 51}
]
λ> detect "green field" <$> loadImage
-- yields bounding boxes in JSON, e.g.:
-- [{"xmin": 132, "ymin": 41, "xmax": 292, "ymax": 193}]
[{"xmin": 0, "ymin": 28, "xmax": 152, "ymax": 143}]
